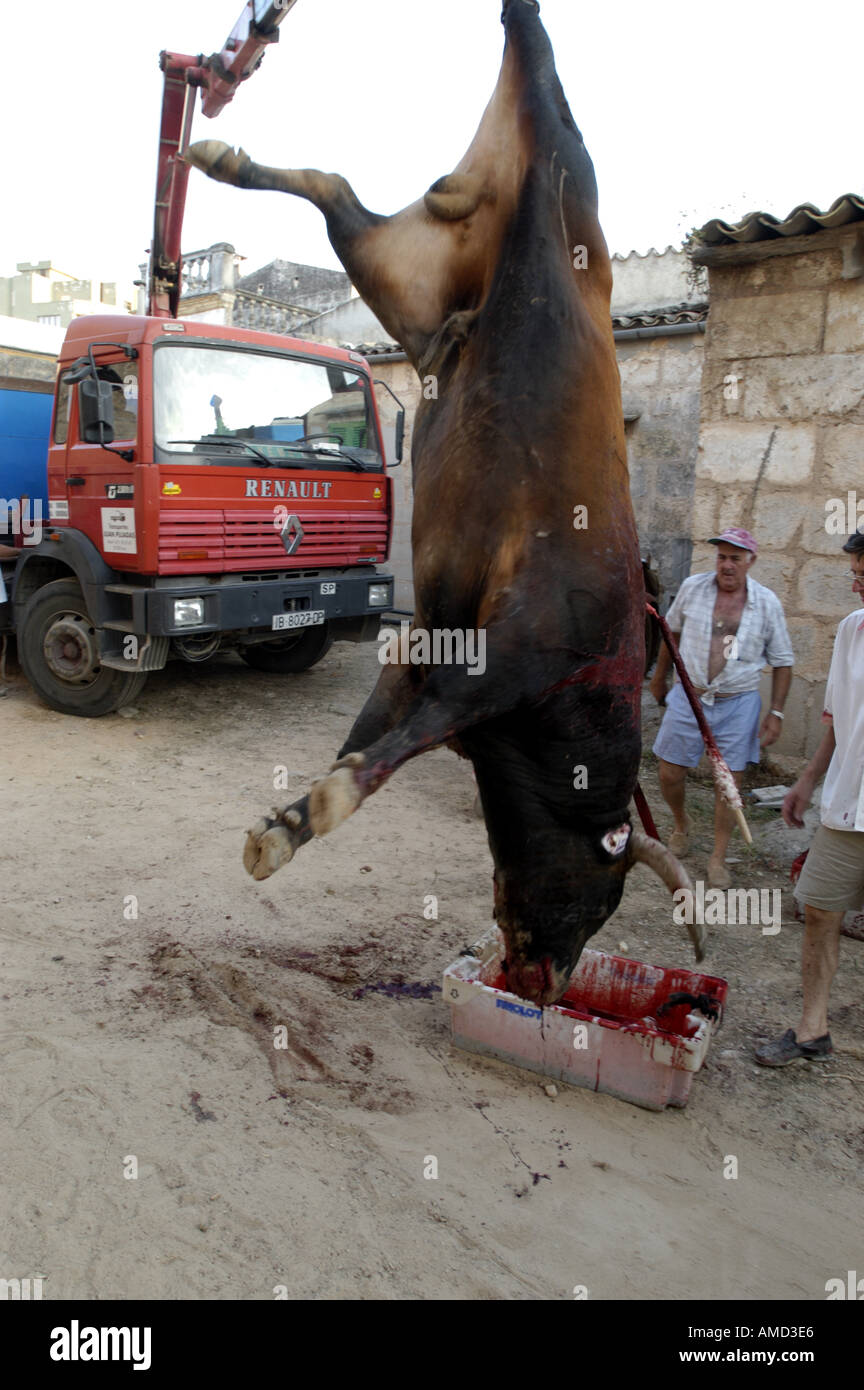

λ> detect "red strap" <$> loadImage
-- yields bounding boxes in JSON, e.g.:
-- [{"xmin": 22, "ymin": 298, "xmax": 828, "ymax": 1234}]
[{"xmin": 633, "ymin": 782, "xmax": 660, "ymax": 841}]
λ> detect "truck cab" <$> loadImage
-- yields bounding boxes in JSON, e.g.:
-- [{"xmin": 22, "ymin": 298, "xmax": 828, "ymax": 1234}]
[{"xmin": 7, "ymin": 314, "xmax": 399, "ymax": 715}]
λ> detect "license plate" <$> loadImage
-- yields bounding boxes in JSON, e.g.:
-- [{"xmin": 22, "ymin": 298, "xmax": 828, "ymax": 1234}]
[{"xmin": 272, "ymin": 609, "xmax": 325, "ymax": 631}]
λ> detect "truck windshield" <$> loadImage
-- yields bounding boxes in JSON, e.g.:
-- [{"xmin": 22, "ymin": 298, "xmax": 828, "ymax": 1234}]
[{"xmin": 153, "ymin": 344, "xmax": 382, "ymax": 469}]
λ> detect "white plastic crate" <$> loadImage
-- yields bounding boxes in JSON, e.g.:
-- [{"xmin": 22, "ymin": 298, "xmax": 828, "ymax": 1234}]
[{"xmin": 443, "ymin": 927, "xmax": 727, "ymax": 1111}]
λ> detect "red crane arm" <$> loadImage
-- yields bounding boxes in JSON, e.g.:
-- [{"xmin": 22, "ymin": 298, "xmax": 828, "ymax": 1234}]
[{"xmin": 149, "ymin": 1, "xmax": 300, "ymax": 318}]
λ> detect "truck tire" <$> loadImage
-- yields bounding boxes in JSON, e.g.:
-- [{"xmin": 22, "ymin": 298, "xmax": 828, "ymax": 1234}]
[
  {"xmin": 18, "ymin": 578, "xmax": 148, "ymax": 717},
  {"xmin": 240, "ymin": 623, "xmax": 333, "ymax": 674}
]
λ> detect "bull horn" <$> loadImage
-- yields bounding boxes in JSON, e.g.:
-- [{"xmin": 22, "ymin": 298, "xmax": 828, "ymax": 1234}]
[
  {"xmin": 628, "ymin": 829, "xmax": 706, "ymax": 962},
  {"xmin": 424, "ymin": 173, "xmax": 485, "ymax": 222}
]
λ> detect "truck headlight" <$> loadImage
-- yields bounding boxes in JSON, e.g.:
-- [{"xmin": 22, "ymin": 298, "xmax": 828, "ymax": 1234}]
[
  {"xmin": 173, "ymin": 598, "xmax": 204, "ymax": 627},
  {"xmin": 367, "ymin": 583, "xmax": 392, "ymax": 607}
]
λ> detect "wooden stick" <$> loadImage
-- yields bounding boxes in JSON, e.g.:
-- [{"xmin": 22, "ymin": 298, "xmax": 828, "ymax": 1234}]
[{"xmin": 733, "ymin": 805, "xmax": 753, "ymax": 847}]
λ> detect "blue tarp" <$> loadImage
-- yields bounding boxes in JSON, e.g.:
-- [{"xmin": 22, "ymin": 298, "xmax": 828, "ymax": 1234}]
[{"xmin": 0, "ymin": 386, "xmax": 52, "ymax": 536}]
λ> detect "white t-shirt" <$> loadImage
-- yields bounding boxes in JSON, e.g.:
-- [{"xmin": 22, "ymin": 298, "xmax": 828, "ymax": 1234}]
[{"xmin": 821, "ymin": 608, "xmax": 864, "ymax": 831}]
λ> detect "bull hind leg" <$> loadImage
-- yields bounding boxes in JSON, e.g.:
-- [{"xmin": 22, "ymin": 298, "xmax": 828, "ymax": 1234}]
[
  {"xmin": 242, "ymin": 657, "xmax": 422, "ymax": 881},
  {"xmin": 184, "ymin": 6, "xmax": 567, "ymax": 367},
  {"xmin": 183, "ymin": 143, "xmax": 380, "ymax": 247},
  {"xmin": 184, "ymin": 142, "xmax": 484, "ymax": 367}
]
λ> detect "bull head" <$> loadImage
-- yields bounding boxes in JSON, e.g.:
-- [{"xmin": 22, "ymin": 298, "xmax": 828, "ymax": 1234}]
[{"xmin": 187, "ymin": 0, "xmax": 703, "ymax": 1005}]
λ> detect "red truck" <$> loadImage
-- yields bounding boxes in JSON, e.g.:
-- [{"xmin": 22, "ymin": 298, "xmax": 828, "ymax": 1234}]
[{"xmin": 0, "ymin": 1, "xmax": 400, "ymax": 717}]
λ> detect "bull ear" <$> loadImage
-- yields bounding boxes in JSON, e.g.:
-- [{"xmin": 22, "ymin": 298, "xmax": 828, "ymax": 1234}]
[
  {"xmin": 627, "ymin": 830, "xmax": 706, "ymax": 961},
  {"xmin": 424, "ymin": 172, "xmax": 486, "ymax": 222}
]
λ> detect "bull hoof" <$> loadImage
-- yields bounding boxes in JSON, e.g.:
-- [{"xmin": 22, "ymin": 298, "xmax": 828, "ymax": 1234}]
[
  {"xmin": 185, "ymin": 140, "xmax": 253, "ymax": 186},
  {"xmin": 242, "ymin": 807, "xmax": 302, "ymax": 881},
  {"xmin": 309, "ymin": 765, "xmax": 362, "ymax": 837}
]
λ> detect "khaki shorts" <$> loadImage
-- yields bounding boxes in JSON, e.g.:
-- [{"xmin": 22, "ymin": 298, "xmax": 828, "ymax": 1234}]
[{"xmin": 795, "ymin": 824, "xmax": 864, "ymax": 913}]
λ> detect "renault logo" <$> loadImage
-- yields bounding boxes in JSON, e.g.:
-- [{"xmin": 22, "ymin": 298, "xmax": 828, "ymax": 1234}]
[{"xmin": 280, "ymin": 514, "xmax": 304, "ymax": 556}]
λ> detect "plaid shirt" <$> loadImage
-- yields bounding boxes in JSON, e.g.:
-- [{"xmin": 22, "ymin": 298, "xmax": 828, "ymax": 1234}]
[{"xmin": 665, "ymin": 572, "xmax": 794, "ymax": 706}]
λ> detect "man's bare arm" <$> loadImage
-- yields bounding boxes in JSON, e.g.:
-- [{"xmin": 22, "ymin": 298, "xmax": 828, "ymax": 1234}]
[
  {"xmin": 648, "ymin": 631, "xmax": 680, "ymax": 705},
  {"xmin": 759, "ymin": 665, "xmax": 793, "ymax": 746},
  {"xmin": 770, "ymin": 665, "xmax": 792, "ymax": 710},
  {"xmin": 782, "ymin": 722, "xmax": 836, "ymax": 828}
]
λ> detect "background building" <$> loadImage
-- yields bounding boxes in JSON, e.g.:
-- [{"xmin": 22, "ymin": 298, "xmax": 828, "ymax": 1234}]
[
  {"xmin": 292, "ymin": 247, "xmax": 709, "ymax": 615},
  {"xmin": 10, "ymin": 191, "xmax": 863, "ymax": 761},
  {"xmin": 137, "ymin": 243, "xmax": 354, "ymax": 334},
  {"xmin": 0, "ymin": 261, "xmax": 132, "ymax": 327},
  {"xmin": 689, "ymin": 192, "xmax": 864, "ymax": 762}
]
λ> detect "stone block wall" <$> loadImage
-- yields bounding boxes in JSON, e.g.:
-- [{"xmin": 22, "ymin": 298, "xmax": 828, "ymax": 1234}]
[
  {"xmin": 373, "ymin": 336, "xmax": 707, "ymax": 618},
  {"xmin": 370, "ymin": 333, "xmax": 706, "ymax": 617},
  {"xmin": 691, "ymin": 234, "xmax": 864, "ymax": 762},
  {"xmin": 618, "ymin": 332, "xmax": 705, "ymax": 602}
]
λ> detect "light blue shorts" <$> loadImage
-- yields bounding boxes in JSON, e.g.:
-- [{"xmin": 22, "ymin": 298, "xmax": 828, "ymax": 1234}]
[{"xmin": 652, "ymin": 683, "xmax": 762, "ymax": 771}]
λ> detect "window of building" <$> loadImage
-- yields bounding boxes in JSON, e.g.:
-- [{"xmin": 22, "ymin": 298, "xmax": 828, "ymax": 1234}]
[{"xmin": 38, "ymin": 314, "xmax": 62, "ymax": 327}]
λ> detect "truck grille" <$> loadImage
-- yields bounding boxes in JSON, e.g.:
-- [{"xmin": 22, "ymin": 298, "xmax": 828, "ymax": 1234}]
[{"xmin": 158, "ymin": 509, "xmax": 388, "ymax": 574}]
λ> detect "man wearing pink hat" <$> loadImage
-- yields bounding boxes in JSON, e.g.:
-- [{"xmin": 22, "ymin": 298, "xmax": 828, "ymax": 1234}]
[{"xmin": 649, "ymin": 527, "xmax": 794, "ymax": 887}]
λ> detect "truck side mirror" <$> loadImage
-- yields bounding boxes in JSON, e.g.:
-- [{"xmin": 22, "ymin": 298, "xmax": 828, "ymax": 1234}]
[
  {"xmin": 79, "ymin": 378, "xmax": 115, "ymax": 444},
  {"xmin": 373, "ymin": 379, "xmax": 406, "ymax": 468}
]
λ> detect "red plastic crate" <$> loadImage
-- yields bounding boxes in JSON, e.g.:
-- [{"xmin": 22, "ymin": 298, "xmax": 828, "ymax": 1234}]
[{"xmin": 443, "ymin": 928, "xmax": 728, "ymax": 1111}]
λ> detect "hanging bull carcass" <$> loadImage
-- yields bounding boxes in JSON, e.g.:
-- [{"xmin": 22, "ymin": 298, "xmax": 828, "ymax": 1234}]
[{"xmin": 186, "ymin": 0, "xmax": 702, "ymax": 1005}]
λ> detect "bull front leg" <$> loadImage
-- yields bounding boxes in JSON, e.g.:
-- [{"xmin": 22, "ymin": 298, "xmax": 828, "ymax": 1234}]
[
  {"xmin": 242, "ymin": 657, "xmax": 422, "ymax": 881},
  {"xmin": 242, "ymin": 639, "xmax": 535, "ymax": 881}
]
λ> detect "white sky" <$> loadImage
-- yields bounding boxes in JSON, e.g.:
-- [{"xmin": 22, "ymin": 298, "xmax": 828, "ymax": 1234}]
[{"xmin": 3, "ymin": 0, "xmax": 861, "ymax": 291}]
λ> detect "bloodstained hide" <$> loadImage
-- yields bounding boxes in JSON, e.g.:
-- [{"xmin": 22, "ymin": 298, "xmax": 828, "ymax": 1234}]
[{"xmin": 187, "ymin": 0, "xmax": 701, "ymax": 1004}]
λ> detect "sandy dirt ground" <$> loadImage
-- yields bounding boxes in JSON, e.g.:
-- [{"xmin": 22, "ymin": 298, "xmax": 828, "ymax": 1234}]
[{"xmin": 1, "ymin": 641, "xmax": 862, "ymax": 1301}]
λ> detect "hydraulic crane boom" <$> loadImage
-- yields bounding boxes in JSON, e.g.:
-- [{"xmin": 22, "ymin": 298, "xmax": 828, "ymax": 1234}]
[{"xmin": 149, "ymin": 0, "xmax": 301, "ymax": 318}]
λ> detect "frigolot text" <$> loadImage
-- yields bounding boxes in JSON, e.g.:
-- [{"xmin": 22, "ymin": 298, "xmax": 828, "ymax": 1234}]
[{"xmin": 496, "ymin": 998, "xmax": 543, "ymax": 1020}]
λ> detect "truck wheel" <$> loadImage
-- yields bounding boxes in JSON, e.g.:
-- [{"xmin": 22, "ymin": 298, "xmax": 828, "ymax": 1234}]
[
  {"xmin": 18, "ymin": 578, "xmax": 148, "ymax": 717},
  {"xmin": 240, "ymin": 623, "xmax": 333, "ymax": 674}
]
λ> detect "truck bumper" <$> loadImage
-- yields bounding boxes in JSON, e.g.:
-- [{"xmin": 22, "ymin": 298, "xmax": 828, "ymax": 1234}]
[
  {"xmin": 149, "ymin": 569, "xmax": 392, "ymax": 636},
  {"xmin": 98, "ymin": 568, "xmax": 394, "ymax": 670}
]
